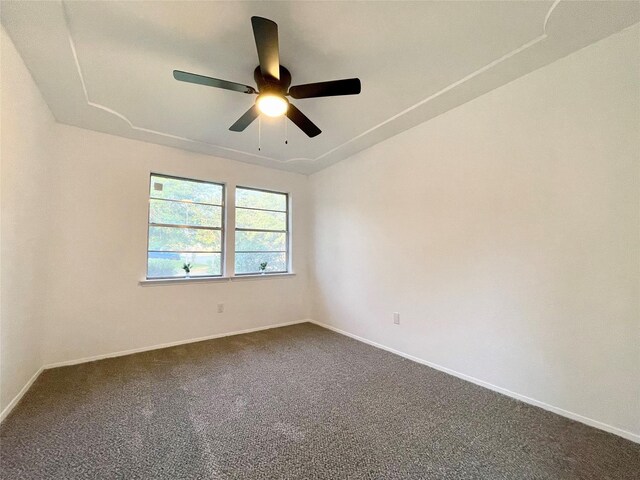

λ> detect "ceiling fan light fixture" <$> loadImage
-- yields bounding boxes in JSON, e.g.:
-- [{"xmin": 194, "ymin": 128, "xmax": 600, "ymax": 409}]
[
  {"xmin": 173, "ymin": 16, "xmax": 360, "ymax": 136},
  {"xmin": 256, "ymin": 93, "xmax": 288, "ymax": 117}
]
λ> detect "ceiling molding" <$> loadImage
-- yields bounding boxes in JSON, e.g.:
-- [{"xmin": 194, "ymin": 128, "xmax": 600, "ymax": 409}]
[
  {"xmin": 60, "ymin": 1, "xmax": 299, "ymax": 165},
  {"xmin": 4, "ymin": 0, "xmax": 635, "ymax": 173},
  {"xmin": 60, "ymin": 0, "xmax": 561, "ymax": 168},
  {"xmin": 314, "ymin": 0, "xmax": 562, "ymax": 164}
]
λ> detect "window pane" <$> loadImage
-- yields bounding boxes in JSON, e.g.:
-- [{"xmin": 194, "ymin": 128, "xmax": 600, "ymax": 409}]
[
  {"xmin": 150, "ymin": 175, "xmax": 223, "ymax": 205},
  {"xmin": 236, "ymin": 188, "xmax": 286, "ymax": 211},
  {"xmin": 235, "ymin": 252, "xmax": 286, "ymax": 274},
  {"xmin": 236, "ymin": 209, "xmax": 286, "ymax": 231},
  {"xmin": 148, "ymin": 226, "xmax": 221, "ymax": 252},
  {"xmin": 235, "ymin": 231, "xmax": 286, "ymax": 252},
  {"xmin": 150, "ymin": 199, "xmax": 222, "ymax": 228},
  {"xmin": 147, "ymin": 252, "xmax": 221, "ymax": 278}
]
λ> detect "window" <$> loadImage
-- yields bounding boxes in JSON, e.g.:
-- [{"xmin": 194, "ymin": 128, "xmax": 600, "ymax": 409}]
[
  {"xmin": 235, "ymin": 186, "xmax": 289, "ymax": 275},
  {"xmin": 147, "ymin": 174, "xmax": 224, "ymax": 278},
  {"xmin": 144, "ymin": 175, "xmax": 291, "ymax": 281}
]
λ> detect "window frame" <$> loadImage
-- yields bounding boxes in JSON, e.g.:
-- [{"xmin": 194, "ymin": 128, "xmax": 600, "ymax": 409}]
[
  {"xmin": 234, "ymin": 185, "xmax": 290, "ymax": 276},
  {"xmin": 146, "ymin": 173, "xmax": 226, "ymax": 280}
]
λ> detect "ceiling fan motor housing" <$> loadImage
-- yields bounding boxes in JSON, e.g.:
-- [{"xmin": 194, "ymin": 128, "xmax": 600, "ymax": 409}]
[{"xmin": 254, "ymin": 65, "xmax": 292, "ymax": 95}]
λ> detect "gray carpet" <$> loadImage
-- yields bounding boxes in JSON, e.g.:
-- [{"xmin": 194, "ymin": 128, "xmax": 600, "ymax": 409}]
[{"xmin": 1, "ymin": 323, "xmax": 638, "ymax": 479}]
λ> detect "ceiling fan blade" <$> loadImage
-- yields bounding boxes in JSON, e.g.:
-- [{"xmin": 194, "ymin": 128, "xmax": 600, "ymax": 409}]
[
  {"xmin": 286, "ymin": 103, "xmax": 321, "ymax": 138},
  {"xmin": 174, "ymin": 70, "xmax": 256, "ymax": 94},
  {"xmin": 229, "ymin": 105, "xmax": 260, "ymax": 132},
  {"xmin": 251, "ymin": 16, "xmax": 280, "ymax": 81},
  {"xmin": 289, "ymin": 78, "xmax": 361, "ymax": 99}
]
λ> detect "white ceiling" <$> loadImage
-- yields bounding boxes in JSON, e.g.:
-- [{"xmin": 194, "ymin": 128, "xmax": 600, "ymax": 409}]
[{"xmin": 2, "ymin": 1, "xmax": 639, "ymax": 174}]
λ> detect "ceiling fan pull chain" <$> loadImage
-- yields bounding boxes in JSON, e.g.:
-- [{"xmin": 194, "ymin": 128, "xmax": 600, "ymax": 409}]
[
  {"xmin": 258, "ymin": 115, "xmax": 262, "ymax": 151},
  {"xmin": 285, "ymin": 116, "xmax": 288, "ymax": 145}
]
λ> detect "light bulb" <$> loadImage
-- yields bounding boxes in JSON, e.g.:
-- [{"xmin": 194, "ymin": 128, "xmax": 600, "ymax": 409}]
[{"xmin": 256, "ymin": 94, "xmax": 288, "ymax": 117}]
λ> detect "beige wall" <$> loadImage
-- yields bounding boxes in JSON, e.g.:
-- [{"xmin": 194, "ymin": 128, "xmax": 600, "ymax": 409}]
[
  {"xmin": 41, "ymin": 124, "xmax": 311, "ymax": 365},
  {"xmin": 1, "ymin": 26, "xmax": 311, "ymax": 413},
  {"xmin": 310, "ymin": 25, "xmax": 640, "ymax": 438},
  {"xmin": 1, "ymin": 27, "xmax": 54, "ymax": 412}
]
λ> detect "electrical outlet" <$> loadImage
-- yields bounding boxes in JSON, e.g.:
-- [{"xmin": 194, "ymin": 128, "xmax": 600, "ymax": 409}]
[
  {"xmin": 393, "ymin": 312, "xmax": 400, "ymax": 325},
  {"xmin": 217, "ymin": 303, "xmax": 224, "ymax": 313}
]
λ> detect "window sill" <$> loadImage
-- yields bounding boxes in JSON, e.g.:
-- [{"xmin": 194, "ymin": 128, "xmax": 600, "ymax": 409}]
[
  {"xmin": 230, "ymin": 272, "xmax": 295, "ymax": 281},
  {"xmin": 139, "ymin": 276, "xmax": 229, "ymax": 286},
  {"xmin": 139, "ymin": 273, "xmax": 295, "ymax": 286}
]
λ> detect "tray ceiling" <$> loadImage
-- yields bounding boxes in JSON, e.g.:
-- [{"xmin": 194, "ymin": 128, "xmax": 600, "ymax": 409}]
[{"xmin": 2, "ymin": 1, "xmax": 638, "ymax": 173}]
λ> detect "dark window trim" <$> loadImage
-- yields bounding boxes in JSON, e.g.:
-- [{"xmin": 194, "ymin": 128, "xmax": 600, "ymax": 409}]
[
  {"xmin": 147, "ymin": 173, "xmax": 226, "ymax": 279},
  {"xmin": 234, "ymin": 185, "xmax": 290, "ymax": 275}
]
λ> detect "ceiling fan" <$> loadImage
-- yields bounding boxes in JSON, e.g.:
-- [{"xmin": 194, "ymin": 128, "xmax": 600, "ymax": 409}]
[{"xmin": 173, "ymin": 16, "xmax": 361, "ymax": 138}]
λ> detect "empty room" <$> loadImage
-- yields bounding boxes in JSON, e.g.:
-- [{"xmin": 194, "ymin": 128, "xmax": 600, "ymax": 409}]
[{"xmin": 1, "ymin": 1, "xmax": 639, "ymax": 478}]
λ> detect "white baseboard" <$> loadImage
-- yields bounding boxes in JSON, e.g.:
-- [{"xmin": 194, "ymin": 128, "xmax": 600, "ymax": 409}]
[
  {"xmin": 0, "ymin": 366, "xmax": 44, "ymax": 423},
  {"xmin": 1, "ymin": 319, "xmax": 310, "ymax": 423},
  {"xmin": 6, "ymin": 319, "xmax": 637, "ymax": 444},
  {"xmin": 309, "ymin": 319, "xmax": 640, "ymax": 444},
  {"xmin": 44, "ymin": 319, "xmax": 310, "ymax": 369}
]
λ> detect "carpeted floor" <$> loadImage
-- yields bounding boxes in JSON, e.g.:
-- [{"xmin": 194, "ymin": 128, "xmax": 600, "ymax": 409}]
[{"xmin": 1, "ymin": 323, "xmax": 638, "ymax": 479}]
